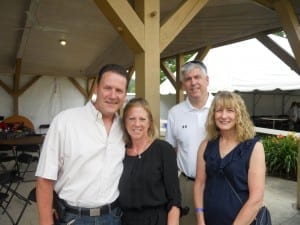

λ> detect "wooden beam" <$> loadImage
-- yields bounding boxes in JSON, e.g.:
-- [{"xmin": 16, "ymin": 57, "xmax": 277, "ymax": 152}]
[
  {"xmin": 128, "ymin": 65, "xmax": 135, "ymax": 81},
  {"xmin": 0, "ymin": 79, "xmax": 12, "ymax": 95},
  {"xmin": 194, "ymin": 46, "xmax": 211, "ymax": 61},
  {"xmin": 68, "ymin": 77, "xmax": 88, "ymax": 99},
  {"xmin": 14, "ymin": 58, "xmax": 21, "ymax": 93},
  {"xmin": 256, "ymin": 35, "xmax": 300, "ymax": 74},
  {"xmin": 175, "ymin": 54, "xmax": 185, "ymax": 103},
  {"xmin": 274, "ymin": 0, "xmax": 300, "ymax": 68},
  {"xmin": 94, "ymin": 0, "xmax": 145, "ymax": 53},
  {"xmin": 160, "ymin": 0, "xmax": 208, "ymax": 52},
  {"xmin": 134, "ymin": 0, "xmax": 161, "ymax": 128},
  {"xmin": 161, "ymin": 28, "xmax": 283, "ymax": 60},
  {"xmin": 87, "ymin": 77, "xmax": 97, "ymax": 99},
  {"xmin": 18, "ymin": 75, "xmax": 41, "ymax": 96},
  {"xmin": 17, "ymin": 0, "xmax": 39, "ymax": 58},
  {"xmin": 160, "ymin": 61, "xmax": 176, "ymax": 88},
  {"xmin": 13, "ymin": 58, "xmax": 22, "ymax": 115}
]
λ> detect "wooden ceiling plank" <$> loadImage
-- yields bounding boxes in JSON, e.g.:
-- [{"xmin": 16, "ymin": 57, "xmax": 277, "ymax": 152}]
[
  {"xmin": 256, "ymin": 34, "xmax": 300, "ymax": 74},
  {"xmin": 252, "ymin": 0, "xmax": 275, "ymax": 11},
  {"xmin": 0, "ymin": 80, "xmax": 12, "ymax": 95},
  {"xmin": 160, "ymin": 0, "xmax": 208, "ymax": 52},
  {"xmin": 18, "ymin": 75, "xmax": 41, "ymax": 96},
  {"xmin": 68, "ymin": 77, "xmax": 88, "ymax": 99},
  {"xmin": 94, "ymin": 0, "xmax": 145, "ymax": 53},
  {"xmin": 274, "ymin": 0, "xmax": 300, "ymax": 68},
  {"xmin": 86, "ymin": 38, "xmax": 127, "ymax": 76},
  {"xmin": 160, "ymin": 28, "xmax": 283, "ymax": 61}
]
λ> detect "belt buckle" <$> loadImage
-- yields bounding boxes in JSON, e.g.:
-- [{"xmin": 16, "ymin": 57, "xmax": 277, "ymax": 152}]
[{"xmin": 90, "ymin": 208, "xmax": 101, "ymax": 216}]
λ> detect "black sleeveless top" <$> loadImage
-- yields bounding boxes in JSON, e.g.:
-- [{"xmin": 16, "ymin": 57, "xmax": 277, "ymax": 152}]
[{"xmin": 203, "ymin": 136, "xmax": 259, "ymax": 225}]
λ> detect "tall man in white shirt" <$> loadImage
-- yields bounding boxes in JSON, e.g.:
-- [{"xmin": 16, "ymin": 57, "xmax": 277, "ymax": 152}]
[
  {"xmin": 36, "ymin": 64, "xmax": 129, "ymax": 225},
  {"xmin": 166, "ymin": 61, "xmax": 214, "ymax": 225}
]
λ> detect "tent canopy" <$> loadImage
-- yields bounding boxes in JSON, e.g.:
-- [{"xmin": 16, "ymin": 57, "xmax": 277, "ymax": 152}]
[{"xmin": 160, "ymin": 35, "xmax": 300, "ymax": 95}]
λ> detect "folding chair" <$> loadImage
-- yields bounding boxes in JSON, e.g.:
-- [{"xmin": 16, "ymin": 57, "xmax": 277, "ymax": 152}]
[
  {"xmin": 15, "ymin": 144, "xmax": 40, "ymax": 182},
  {"xmin": 0, "ymin": 145, "xmax": 16, "ymax": 171},
  {"xmin": 0, "ymin": 144, "xmax": 32, "ymax": 224},
  {"xmin": 0, "ymin": 170, "xmax": 26, "ymax": 224},
  {"xmin": 16, "ymin": 187, "xmax": 59, "ymax": 225},
  {"xmin": 11, "ymin": 187, "xmax": 36, "ymax": 225}
]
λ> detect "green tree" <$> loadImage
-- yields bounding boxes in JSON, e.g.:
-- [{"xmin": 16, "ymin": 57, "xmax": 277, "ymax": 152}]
[
  {"xmin": 274, "ymin": 31, "xmax": 286, "ymax": 38},
  {"xmin": 160, "ymin": 53, "xmax": 194, "ymax": 83}
]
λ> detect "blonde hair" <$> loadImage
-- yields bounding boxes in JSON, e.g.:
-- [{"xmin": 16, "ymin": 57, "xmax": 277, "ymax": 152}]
[
  {"xmin": 122, "ymin": 97, "xmax": 158, "ymax": 147},
  {"xmin": 206, "ymin": 91, "xmax": 255, "ymax": 141}
]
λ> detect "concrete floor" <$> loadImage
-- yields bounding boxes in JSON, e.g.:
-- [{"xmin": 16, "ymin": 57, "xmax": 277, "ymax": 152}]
[{"xmin": 1, "ymin": 176, "xmax": 299, "ymax": 225}]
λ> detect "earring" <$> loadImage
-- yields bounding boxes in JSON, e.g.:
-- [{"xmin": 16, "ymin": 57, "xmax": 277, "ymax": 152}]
[{"xmin": 91, "ymin": 93, "xmax": 97, "ymax": 103}]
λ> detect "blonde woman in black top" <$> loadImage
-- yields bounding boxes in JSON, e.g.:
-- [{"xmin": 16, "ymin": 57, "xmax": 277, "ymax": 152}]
[{"xmin": 118, "ymin": 98, "xmax": 181, "ymax": 225}]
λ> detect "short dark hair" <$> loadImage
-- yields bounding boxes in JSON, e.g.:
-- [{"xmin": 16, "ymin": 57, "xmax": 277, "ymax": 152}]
[{"xmin": 98, "ymin": 64, "xmax": 130, "ymax": 89}]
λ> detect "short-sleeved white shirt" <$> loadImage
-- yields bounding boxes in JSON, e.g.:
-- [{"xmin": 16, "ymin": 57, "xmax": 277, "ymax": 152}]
[
  {"xmin": 36, "ymin": 101, "xmax": 125, "ymax": 208},
  {"xmin": 166, "ymin": 94, "xmax": 214, "ymax": 178}
]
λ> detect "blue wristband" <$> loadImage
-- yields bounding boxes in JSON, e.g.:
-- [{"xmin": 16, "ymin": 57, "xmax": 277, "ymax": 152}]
[{"xmin": 195, "ymin": 207, "xmax": 204, "ymax": 213}]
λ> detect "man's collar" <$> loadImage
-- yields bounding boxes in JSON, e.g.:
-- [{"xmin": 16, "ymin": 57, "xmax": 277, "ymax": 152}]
[{"xmin": 186, "ymin": 93, "xmax": 212, "ymax": 111}]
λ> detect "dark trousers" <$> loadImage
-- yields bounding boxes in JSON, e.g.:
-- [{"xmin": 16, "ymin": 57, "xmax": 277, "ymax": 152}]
[{"xmin": 122, "ymin": 206, "xmax": 167, "ymax": 225}]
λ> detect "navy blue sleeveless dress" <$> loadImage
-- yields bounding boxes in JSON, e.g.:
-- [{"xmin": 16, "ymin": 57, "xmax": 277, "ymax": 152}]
[{"xmin": 203, "ymin": 137, "xmax": 259, "ymax": 225}]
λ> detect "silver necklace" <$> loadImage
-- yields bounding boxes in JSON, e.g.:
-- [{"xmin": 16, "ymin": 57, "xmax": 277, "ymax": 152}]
[
  {"xmin": 133, "ymin": 139, "xmax": 152, "ymax": 159},
  {"xmin": 134, "ymin": 147, "xmax": 143, "ymax": 159}
]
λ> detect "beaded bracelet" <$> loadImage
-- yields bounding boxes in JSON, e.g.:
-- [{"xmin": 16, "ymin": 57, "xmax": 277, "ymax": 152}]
[{"xmin": 195, "ymin": 207, "xmax": 204, "ymax": 213}]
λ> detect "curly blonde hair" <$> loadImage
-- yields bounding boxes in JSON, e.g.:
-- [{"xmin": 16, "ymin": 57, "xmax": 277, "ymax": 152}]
[{"xmin": 206, "ymin": 91, "xmax": 255, "ymax": 141}]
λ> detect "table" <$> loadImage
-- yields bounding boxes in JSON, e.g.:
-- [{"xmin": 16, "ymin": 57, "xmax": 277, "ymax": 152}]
[
  {"xmin": 259, "ymin": 117, "xmax": 289, "ymax": 129},
  {"xmin": 0, "ymin": 135, "xmax": 44, "ymax": 183},
  {"xmin": 0, "ymin": 135, "xmax": 44, "ymax": 146}
]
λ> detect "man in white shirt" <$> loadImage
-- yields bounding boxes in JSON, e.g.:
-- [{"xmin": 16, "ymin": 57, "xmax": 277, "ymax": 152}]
[
  {"xmin": 36, "ymin": 64, "xmax": 129, "ymax": 225},
  {"xmin": 166, "ymin": 61, "xmax": 214, "ymax": 225}
]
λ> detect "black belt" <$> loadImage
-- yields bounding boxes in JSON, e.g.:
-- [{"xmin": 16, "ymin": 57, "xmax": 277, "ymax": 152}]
[
  {"xmin": 65, "ymin": 201, "xmax": 118, "ymax": 216},
  {"xmin": 181, "ymin": 172, "xmax": 195, "ymax": 181}
]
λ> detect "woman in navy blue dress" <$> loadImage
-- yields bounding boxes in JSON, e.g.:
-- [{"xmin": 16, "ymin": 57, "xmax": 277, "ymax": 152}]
[{"xmin": 194, "ymin": 91, "xmax": 266, "ymax": 225}]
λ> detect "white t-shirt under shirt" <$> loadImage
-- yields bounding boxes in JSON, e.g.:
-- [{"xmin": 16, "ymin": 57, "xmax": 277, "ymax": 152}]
[
  {"xmin": 36, "ymin": 101, "xmax": 125, "ymax": 208},
  {"xmin": 166, "ymin": 94, "xmax": 214, "ymax": 178}
]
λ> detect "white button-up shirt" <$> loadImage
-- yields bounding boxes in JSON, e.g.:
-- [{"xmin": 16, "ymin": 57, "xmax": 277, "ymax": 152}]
[{"xmin": 36, "ymin": 101, "xmax": 125, "ymax": 207}]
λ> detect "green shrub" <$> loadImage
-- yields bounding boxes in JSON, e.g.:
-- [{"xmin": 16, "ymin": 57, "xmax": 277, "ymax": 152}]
[{"xmin": 260, "ymin": 133, "xmax": 299, "ymax": 180}]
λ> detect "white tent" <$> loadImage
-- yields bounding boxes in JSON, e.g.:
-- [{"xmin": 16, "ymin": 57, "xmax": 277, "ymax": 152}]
[
  {"xmin": 205, "ymin": 34, "xmax": 300, "ymax": 93},
  {"xmin": 159, "ymin": 35, "xmax": 300, "ymax": 119},
  {"xmin": 160, "ymin": 34, "xmax": 300, "ymax": 94}
]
